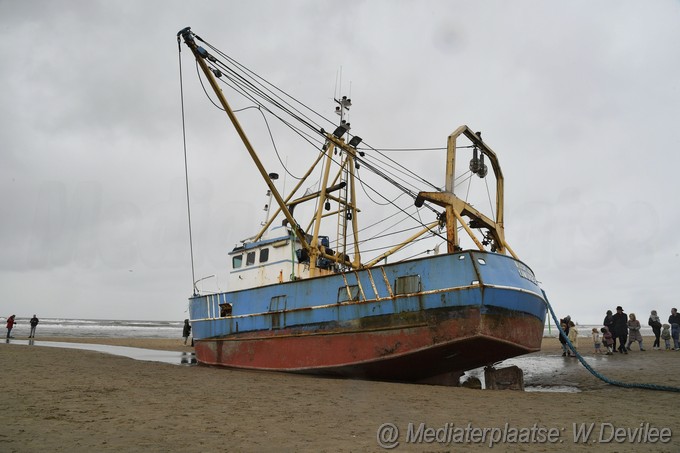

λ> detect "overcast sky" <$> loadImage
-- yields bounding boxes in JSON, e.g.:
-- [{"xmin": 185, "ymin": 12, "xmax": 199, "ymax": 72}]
[{"xmin": 1, "ymin": 1, "xmax": 679, "ymax": 324}]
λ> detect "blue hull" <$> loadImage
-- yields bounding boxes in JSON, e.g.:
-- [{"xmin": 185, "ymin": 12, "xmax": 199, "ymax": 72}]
[{"xmin": 189, "ymin": 251, "xmax": 547, "ymax": 378}]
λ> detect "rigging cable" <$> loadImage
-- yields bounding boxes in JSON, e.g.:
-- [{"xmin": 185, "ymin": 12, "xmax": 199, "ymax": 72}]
[
  {"xmin": 358, "ymin": 233, "xmax": 434, "ymax": 255},
  {"xmin": 356, "ymin": 170, "xmax": 407, "ymax": 207},
  {"xmin": 195, "ymin": 35, "xmax": 443, "ymax": 207},
  {"xmin": 197, "ymin": 35, "xmax": 328, "ymax": 133},
  {"xmin": 360, "ymin": 142, "xmax": 442, "ymax": 191},
  {"xmin": 363, "ymin": 145, "xmax": 476, "ymax": 152},
  {"xmin": 396, "ymin": 239, "xmax": 444, "ymax": 262},
  {"xmin": 484, "ymin": 176, "xmax": 496, "ymax": 222},
  {"xmin": 195, "ymin": 61, "xmax": 225, "ymax": 111},
  {"xmin": 360, "ymin": 223, "xmax": 428, "ymax": 244},
  {"xmin": 177, "ymin": 35, "xmax": 197, "ymax": 295},
  {"xmin": 197, "ymin": 32, "xmax": 443, "ymax": 198},
  {"xmin": 359, "ymin": 150, "xmax": 440, "ymax": 194},
  {"xmin": 255, "ymin": 107, "xmax": 303, "ymax": 180},
  {"xmin": 194, "ymin": 59, "xmax": 317, "ymax": 181},
  {"xmin": 352, "ymin": 167, "xmax": 448, "ymax": 244},
  {"xmin": 187, "ymin": 35, "xmax": 326, "ymax": 148},
  {"xmin": 207, "ymin": 59, "xmax": 327, "ymax": 151}
]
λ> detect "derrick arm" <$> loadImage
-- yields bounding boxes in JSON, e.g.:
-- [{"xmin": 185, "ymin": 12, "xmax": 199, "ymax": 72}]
[{"xmin": 178, "ymin": 28, "xmax": 310, "ymax": 252}]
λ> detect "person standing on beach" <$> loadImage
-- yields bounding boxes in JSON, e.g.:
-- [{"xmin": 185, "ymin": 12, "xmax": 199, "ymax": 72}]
[
  {"xmin": 648, "ymin": 310, "xmax": 662, "ymax": 350},
  {"xmin": 558, "ymin": 318, "xmax": 571, "ymax": 356},
  {"xmin": 6, "ymin": 315, "xmax": 16, "ymax": 339},
  {"xmin": 592, "ymin": 328, "xmax": 601, "ymax": 354},
  {"xmin": 183, "ymin": 319, "xmax": 192, "ymax": 345},
  {"xmin": 669, "ymin": 308, "xmax": 680, "ymax": 350},
  {"xmin": 625, "ymin": 313, "xmax": 644, "ymax": 351},
  {"xmin": 612, "ymin": 306, "xmax": 628, "ymax": 354},
  {"xmin": 567, "ymin": 321, "xmax": 579, "ymax": 355},
  {"xmin": 601, "ymin": 327, "xmax": 614, "ymax": 354},
  {"xmin": 603, "ymin": 310, "xmax": 616, "ymax": 351},
  {"xmin": 661, "ymin": 324, "xmax": 672, "ymax": 350},
  {"xmin": 29, "ymin": 314, "xmax": 39, "ymax": 338}
]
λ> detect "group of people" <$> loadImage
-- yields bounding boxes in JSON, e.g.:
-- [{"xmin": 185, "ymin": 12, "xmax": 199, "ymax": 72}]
[
  {"xmin": 559, "ymin": 307, "xmax": 680, "ymax": 356},
  {"xmin": 5, "ymin": 315, "xmax": 40, "ymax": 339},
  {"xmin": 601, "ymin": 307, "xmax": 680, "ymax": 354},
  {"xmin": 557, "ymin": 315, "xmax": 579, "ymax": 356}
]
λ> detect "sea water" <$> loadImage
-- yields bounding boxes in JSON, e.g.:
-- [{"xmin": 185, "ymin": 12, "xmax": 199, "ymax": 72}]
[
  {"xmin": 4, "ymin": 318, "xmax": 652, "ymax": 340},
  {"xmin": 3, "ymin": 317, "xmax": 182, "ymax": 339},
  {"xmin": 543, "ymin": 324, "xmax": 654, "ymax": 338},
  {"xmin": 2, "ymin": 318, "xmax": 192, "ymax": 366}
]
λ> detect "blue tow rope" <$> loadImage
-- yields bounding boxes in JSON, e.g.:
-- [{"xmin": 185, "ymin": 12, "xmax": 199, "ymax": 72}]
[{"xmin": 543, "ymin": 290, "xmax": 680, "ymax": 392}]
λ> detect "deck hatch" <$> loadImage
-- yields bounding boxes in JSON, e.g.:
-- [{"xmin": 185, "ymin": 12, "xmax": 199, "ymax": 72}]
[
  {"xmin": 337, "ymin": 285, "xmax": 360, "ymax": 303},
  {"xmin": 395, "ymin": 275, "xmax": 422, "ymax": 294},
  {"xmin": 268, "ymin": 295, "xmax": 287, "ymax": 330}
]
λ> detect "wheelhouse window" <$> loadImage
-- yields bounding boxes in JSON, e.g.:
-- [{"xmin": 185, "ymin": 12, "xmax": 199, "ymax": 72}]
[
  {"xmin": 232, "ymin": 255, "xmax": 243, "ymax": 269},
  {"xmin": 246, "ymin": 251, "xmax": 256, "ymax": 266},
  {"xmin": 259, "ymin": 248, "xmax": 269, "ymax": 263}
]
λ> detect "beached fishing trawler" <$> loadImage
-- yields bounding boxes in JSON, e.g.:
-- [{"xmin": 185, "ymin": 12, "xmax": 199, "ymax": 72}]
[{"xmin": 178, "ymin": 28, "xmax": 547, "ymax": 384}]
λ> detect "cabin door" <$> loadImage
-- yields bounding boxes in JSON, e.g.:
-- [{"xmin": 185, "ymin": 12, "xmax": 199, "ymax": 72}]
[{"xmin": 268, "ymin": 295, "xmax": 287, "ymax": 330}]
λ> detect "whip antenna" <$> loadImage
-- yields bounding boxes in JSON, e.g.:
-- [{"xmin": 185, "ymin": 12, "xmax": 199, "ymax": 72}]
[{"xmin": 177, "ymin": 28, "xmax": 197, "ymax": 296}]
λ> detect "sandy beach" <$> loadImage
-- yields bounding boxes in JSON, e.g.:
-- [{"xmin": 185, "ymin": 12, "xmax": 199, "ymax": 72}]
[{"xmin": 1, "ymin": 336, "xmax": 678, "ymax": 452}]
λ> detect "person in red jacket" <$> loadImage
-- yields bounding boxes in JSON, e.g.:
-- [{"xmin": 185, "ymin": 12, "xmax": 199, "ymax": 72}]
[{"xmin": 6, "ymin": 315, "xmax": 16, "ymax": 339}]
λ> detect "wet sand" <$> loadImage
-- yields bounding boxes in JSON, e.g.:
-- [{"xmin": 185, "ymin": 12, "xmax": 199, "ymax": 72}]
[{"xmin": 1, "ymin": 336, "xmax": 678, "ymax": 452}]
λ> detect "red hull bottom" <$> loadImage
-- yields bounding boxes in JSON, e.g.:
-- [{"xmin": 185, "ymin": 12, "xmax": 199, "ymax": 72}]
[{"xmin": 194, "ymin": 308, "xmax": 543, "ymax": 384}]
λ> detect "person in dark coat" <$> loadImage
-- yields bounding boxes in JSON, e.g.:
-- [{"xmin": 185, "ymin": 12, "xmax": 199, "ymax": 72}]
[
  {"xmin": 29, "ymin": 314, "xmax": 39, "ymax": 338},
  {"xmin": 612, "ymin": 306, "xmax": 628, "ymax": 353},
  {"xmin": 558, "ymin": 316, "xmax": 572, "ymax": 356},
  {"xmin": 669, "ymin": 308, "xmax": 680, "ymax": 350},
  {"xmin": 182, "ymin": 319, "xmax": 192, "ymax": 345},
  {"xmin": 603, "ymin": 310, "xmax": 616, "ymax": 351},
  {"xmin": 648, "ymin": 310, "xmax": 662, "ymax": 350}
]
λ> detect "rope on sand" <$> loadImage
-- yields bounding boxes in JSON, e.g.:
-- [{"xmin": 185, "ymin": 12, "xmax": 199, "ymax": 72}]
[{"xmin": 543, "ymin": 290, "xmax": 680, "ymax": 393}]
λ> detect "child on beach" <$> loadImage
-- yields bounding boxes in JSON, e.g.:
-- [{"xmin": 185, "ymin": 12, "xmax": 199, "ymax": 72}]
[
  {"xmin": 661, "ymin": 324, "xmax": 672, "ymax": 350},
  {"xmin": 592, "ymin": 328, "xmax": 601, "ymax": 354},
  {"xmin": 567, "ymin": 321, "xmax": 579, "ymax": 355},
  {"xmin": 626, "ymin": 313, "xmax": 645, "ymax": 351},
  {"xmin": 601, "ymin": 327, "xmax": 614, "ymax": 355}
]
